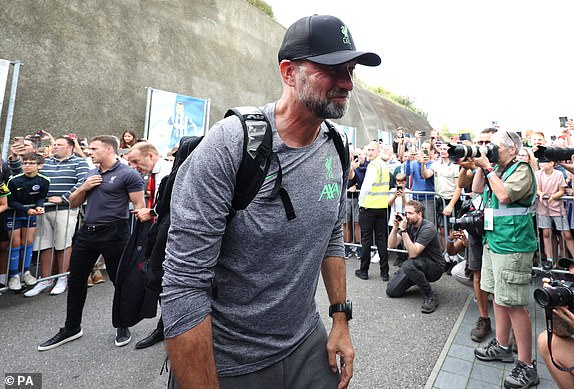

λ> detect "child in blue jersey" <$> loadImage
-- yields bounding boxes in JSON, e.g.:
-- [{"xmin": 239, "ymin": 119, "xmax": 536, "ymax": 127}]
[{"xmin": 6, "ymin": 153, "xmax": 50, "ymax": 291}]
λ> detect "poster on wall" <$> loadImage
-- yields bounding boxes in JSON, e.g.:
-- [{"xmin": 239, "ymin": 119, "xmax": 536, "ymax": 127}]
[
  {"xmin": 145, "ymin": 88, "xmax": 210, "ymax": 157},
  {"xmin": 337, "ymin": 125, "xmax": 356, "ymax": 148},
  {"xmin": 0, "ymin": 59, "xmax": 10, "ymax": 121}
]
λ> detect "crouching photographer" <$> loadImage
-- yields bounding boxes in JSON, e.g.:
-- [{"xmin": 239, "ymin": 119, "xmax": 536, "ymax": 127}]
[
  {"xmin": 386, "ymin": 200, "xmax": 445, "ymax": 314},
  {"xmin": 536, "ymin": 257, "xmax": 574, "ymax": 389}
]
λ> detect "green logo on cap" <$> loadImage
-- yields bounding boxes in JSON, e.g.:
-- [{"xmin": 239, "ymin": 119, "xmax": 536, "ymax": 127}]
[{"xmin": 341, "ymin": 25, "xmax": 351, "ymax": 45}]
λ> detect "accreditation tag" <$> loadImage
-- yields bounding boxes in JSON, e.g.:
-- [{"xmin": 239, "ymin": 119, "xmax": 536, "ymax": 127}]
[{"xmin": 483, "ymin": 208, "xmax": 494, "ymax": 230}]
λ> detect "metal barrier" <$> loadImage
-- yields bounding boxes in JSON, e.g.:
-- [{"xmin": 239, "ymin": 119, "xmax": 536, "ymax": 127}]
[
  {"xmin": 344, "ymin": 189, "xmax": 574, "ymax": 277},
  {"xmin": 0, "ymin": 203, "xmax": 137, "ymax": 295},
  {"xmin": 344, "ymin": 190, "xmax": 449, "ymax": 257}
]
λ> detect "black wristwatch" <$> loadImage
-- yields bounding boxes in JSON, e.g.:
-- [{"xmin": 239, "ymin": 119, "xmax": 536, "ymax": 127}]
[
  {"xmin": 329, "ymin": 299, "xmax": 353, "ymax": 321},
  {"xmin": 398, "ymin": 229, "xmax": 407, "ymax": 235}
]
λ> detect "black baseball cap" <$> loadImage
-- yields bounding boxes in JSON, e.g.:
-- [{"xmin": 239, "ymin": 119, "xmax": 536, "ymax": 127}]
[{"xmin": 278, "ymin": 15, "xmax": 381, "ymax": 67}]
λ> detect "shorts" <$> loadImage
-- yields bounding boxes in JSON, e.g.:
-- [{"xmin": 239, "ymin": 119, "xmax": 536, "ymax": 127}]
[
  {"xmin": 537, "ymin": 214, "xmax": 570, "ymax": 231},
  {"xmin": 34, "ymin": 208, "xmax": 80, "ymax": 251},
  {"xmin": 4, "ymin": 215, "xmax": 37, "ymax": 230},
  {"xmin": 345, "ymin": 195, "xmax": 359, "ymax": 223},
  {"xmin": 480, "ymin": 243, "xmax": 533, "ymax": 307},
  {"xmin": 466, "ymin": 233, "xmax": 484, "ymax": 271}
]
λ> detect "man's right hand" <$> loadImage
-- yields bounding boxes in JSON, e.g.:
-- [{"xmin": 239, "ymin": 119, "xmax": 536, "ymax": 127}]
[{"xmin": 82, "ymin": 175, "xmax": 103, "ymax": 190}]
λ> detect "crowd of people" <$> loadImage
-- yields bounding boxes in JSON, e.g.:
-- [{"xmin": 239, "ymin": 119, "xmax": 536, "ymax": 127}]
[
  {"xmin": 1, "ymin": 13, "xmax": 573, "ymax": 389},
  {"xmin": 346, "ymin": 123, "xmax": 574, "ymax": 388}
]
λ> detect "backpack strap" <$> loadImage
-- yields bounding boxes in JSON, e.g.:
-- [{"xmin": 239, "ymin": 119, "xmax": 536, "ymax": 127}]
[
  {"xmin": 225, "ymin": 107, "xmax": 295, "ymax": 221},
  {"xmin": 324, "ymin": 120, "xmax": 350, "ymax": 182}
]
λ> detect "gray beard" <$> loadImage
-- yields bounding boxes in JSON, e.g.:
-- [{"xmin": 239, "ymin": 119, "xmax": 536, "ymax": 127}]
[{"xmin": 296, "ymin": 70, "xmax": 349, "ymax": 119}]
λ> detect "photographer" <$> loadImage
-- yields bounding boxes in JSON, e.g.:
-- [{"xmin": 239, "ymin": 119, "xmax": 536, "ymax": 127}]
[
  {"xmin": 455, "ymin": 128, "xmax": 497, "ymax": 343},
  {"xmin": 537, "ymin": 257, "xmax": 574, "ymax": 389},
  {"xmin": 472, "ymin": 130, "xmax": 539, "ymax": 388},
  {"xmin": 386, "ymin": 200, "xmax": 445, "ymax": 314}
]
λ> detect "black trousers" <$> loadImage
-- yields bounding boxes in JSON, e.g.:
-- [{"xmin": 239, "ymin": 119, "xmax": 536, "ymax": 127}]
[
  {"xmin": 358, "ymin": 207, "xmax": 389, "ymax": 276},
  {"xmin": 386, "ymin": 258, "xmax": 443, "ymax": 297},
  {"xmin": 65, "ymin": 220, "xmax": 130, "ymax": 330}
]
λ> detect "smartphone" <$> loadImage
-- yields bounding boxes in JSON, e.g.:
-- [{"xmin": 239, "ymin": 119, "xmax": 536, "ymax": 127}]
[
  {"xmin": 421, "ymin": 131, "xmax": 427, "ymax": 137},
  {"xmin": 13, "ymin": 136, "xmax": 24, "ymax": 144},
  {"xmin": 559, "ymin": 117, "xmax": 568, "ymax": 128},
  {"xmin": 551, "ymin": 135, "xmax": 557, "ymax": 141},
  {"xmin": 406, "ymin": 133, "xmax": 411, "ymax": 138},
  {"xmin": 423, "ymin": 149, "xmax": 429, "ymax": 156},
  {"xmin": 353, "ymin": 155, "xmax": 359, "ymax": 162},
  {"xmin": 460, "ymin": 133, "xmax": 472, "ymax": 141},
  {"xmin": 36, "ymin": 130, "xmax": 44, "ymax": 136},
  {"xmin": 68, "ymin": 133, "xmax": 77, "ymax": 139}
]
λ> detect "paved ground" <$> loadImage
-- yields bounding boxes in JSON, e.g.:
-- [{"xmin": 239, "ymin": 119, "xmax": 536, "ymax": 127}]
[{"xmin": 0, "ymin": 255, "xmax": 556, "ymax": 388}]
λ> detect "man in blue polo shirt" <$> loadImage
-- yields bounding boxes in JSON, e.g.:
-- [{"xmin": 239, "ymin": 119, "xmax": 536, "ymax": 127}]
[
  {"xmin": 404, "ymin": 141, "xmax": 435, "ymax": 222},
  {"xmin": 38, "ymin": 135, "xmax": 145, "ymax": 351}
]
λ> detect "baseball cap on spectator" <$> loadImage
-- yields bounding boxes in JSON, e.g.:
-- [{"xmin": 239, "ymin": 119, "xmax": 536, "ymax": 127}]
[
  {"xmin": 558, "ymin": 257, "xmax": 574, "ymax": 269},
  {"xmin": 278, "ymin": 15, "xmax": 381, "ymax": 67}
]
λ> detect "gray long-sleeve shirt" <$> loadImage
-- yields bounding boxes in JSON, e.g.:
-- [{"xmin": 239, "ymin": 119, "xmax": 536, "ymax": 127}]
[{"xmin": 161, "ymin": 102, "xmax": 346, "ymax": 376}]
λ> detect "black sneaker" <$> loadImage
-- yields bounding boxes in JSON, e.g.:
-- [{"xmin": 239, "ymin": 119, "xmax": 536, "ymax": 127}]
[
  {"xmin": 354, "ymin": 269, "xmax": 368, "ymax": 280},
  {"xmin": 504, "ymin": 360, "xmax": 539, "ymax": 388},
  {"xmin": 115, "ymin": 327, "xmax": 132, "ymax": 347},
  {"xmin": 421, "ymin": 293, "xmax": 439, "ymax": 313},
  {"xmin": 380, "ymin": 273, "xmax": 389, "ymax": 282},
  {"xmin": 38, "ymin": 327, "xmax": 83, "ymax": 351},
  {"xmin": 474, "ymin": 337, "xmax": 514, "ymax": 363}
]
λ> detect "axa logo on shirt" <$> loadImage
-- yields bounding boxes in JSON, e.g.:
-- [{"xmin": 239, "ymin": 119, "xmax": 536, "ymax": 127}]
[
  {"xmin": 318, "ymin": 156, "xmax": 340, "ymax": 201},
  {"xmin": 110, "ymin": 176, "xmax": 117, "ymax": 183}
]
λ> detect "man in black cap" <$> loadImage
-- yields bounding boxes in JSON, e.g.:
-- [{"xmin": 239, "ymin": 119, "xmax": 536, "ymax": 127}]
[{"xmin": 162, "ymin": 15, "xmax": 380, "ymax": 389}]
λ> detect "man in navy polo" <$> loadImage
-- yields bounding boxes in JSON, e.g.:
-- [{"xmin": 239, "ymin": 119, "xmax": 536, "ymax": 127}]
[{"xmin": 38, "ymin": 135, "xmax": 145, "ymax": 351}]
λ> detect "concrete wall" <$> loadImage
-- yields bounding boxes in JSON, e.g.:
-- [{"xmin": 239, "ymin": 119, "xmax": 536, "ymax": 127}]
[{"xmin": 0, "ymin": 0, "xmax": 431, "ymax": 149}]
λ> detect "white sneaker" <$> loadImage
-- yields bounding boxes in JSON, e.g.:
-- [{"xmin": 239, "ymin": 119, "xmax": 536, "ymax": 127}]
[
  {"xmin": 24, "ymin": 279, "xmax": 54, "ymax": 297},
  {"xmin": 22, "ymin": 270, "xmax": 37, "ymax": 286},
  {"xmin": 8, "ymin": 275, "xmax": 22, "ymax": 291},
  {"xmin": 370, "ymin": 252, "xmax": 380, "ymax": 263},
  {"xmin": 51, "ymin": 277, "xmax": 68, "ymax": 295}
]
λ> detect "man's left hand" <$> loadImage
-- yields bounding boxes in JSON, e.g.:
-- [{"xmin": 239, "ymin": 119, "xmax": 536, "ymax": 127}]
[{"xmin": 327, "ymin": 320, "xmax": 354, "ymax": 389}]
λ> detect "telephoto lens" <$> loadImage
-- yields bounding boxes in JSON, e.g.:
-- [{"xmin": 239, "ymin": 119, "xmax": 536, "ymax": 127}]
[
  {"xmin": 533, "ymin": 146, "xmax": 574, "ymax": 162},
  {"xmin": 447, "ymin": 143, "xmax": 498, "ymax": 163}
]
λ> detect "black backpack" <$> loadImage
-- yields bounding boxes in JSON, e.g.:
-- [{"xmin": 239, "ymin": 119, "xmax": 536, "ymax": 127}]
[{"xmin": 143, "ymin": 106, "xmax": 349, "ymax": 294}]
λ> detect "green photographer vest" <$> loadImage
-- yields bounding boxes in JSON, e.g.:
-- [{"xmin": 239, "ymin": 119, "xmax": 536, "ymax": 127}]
[{"xmin": 482, "ymin": 161, "xmax": 537, "ymax": 254}]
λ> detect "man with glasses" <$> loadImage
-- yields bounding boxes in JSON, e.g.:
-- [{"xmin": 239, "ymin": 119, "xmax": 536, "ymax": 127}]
[
  {"xmin": 472, "ymin": 130, "xmax": 539, "ymax": 388},
  {"xmin": 161, "ymin": 15, "xmax": 380, "ymax": 389}
]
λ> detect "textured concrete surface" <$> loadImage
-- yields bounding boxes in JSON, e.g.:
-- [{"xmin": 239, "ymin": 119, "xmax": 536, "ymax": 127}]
[
  {"xmin": 0, "ymin": 0, "xmax": 431, "ymax": 147},
  {"xmin": 1, "ymin": 254, "xmax": 467, "ymax": 388}
]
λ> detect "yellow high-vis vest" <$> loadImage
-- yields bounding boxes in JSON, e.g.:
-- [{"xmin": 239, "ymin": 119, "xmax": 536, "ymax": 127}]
[{"xmin": 362, "ymin": 158, "xmax": 390, "ymax": 209}]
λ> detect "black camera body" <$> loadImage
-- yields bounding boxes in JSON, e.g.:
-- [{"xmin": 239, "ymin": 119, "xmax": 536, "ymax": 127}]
[
  {"xmin": 533, "ymin": 146, "xmax": 574, "ymax": 162},
  {"xmin": 449, "ymin": 199, "xmax": 484, "ymax": 237},
  {"xmin": 447, "ymin": 143, "xmax": 499, "ymax": 164},
  {"xmin": 395, "ymin": 212, "xmax": 405, "ymax": 222},
  {"xmin": 534, "ymin": 279, "xmax": 574, "ymax": 313}
]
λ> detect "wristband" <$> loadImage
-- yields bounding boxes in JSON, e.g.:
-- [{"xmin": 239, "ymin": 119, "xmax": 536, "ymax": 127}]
[
  {"xmin": 483, "ymin": 167, "xmax": 494, "ymax": 175},
  {"xmin": 471, "ymin": 168, "xmax": 477, "ymax": 174},
  {"xmin": 486, "ymin": 171, "xmax": 495, "ymax": 179}
]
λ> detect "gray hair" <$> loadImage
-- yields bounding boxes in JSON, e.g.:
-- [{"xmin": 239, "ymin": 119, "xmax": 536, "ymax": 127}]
[{"xmin": 494, "ymin": 130, "xmax": 521, "ymax": 152}]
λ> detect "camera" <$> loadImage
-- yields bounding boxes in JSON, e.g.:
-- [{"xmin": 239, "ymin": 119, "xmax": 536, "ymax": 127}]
[
  {"xmin": 450, "ymin": 211, "xmax": 484, "ymax": 237},
  {"xmin": 533, "ymin": 146, "xmax": 574, "ymax": 162},
  {"xmin": 447, "ymin": 143, "xmax": 499, "ymax": 163},
  {"xmin": 559, "ymin": 116, "xmax": 568, "ymax": 128},
  {"xmin": 534, "ymin": 279, "xmax": 574, "ymax": 313},
  {"xmin": 449, "ymin": 199, "xmax": 484, "ymax": 237},
  {"xmin": 395, "ymin": 212, "xmax": 405, "ymax": 222}
]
